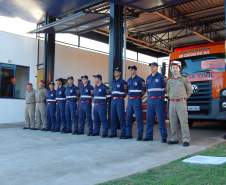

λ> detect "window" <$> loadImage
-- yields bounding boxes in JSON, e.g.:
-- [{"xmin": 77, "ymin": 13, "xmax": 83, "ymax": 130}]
[
  {"xmin": 180, "ymin": 54, "xmax": 226, "ymax": 75},
  {"xmin": 0, "ymin": 63, "xmax": 29, "ymax": 99}
]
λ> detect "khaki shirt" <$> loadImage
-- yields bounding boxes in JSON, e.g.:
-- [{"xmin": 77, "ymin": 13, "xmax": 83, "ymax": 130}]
[
  {"xmin": 35, "ymin": 87, "xmax": 47, "ymax": 103},
  {"xmin": 166, "ymin": 74, "xmax": 193, "ymax": 99},
  {"xmin": 25, "ymin": 89, "xmax": 36, "ymax": 104}
]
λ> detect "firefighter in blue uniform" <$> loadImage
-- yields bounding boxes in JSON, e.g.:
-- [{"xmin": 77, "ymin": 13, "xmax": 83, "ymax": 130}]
[
  {"xmin": 65, "ymin": 76, "xmax": 79, "ymax": 134},
  {"xmin": 144, "ymin": 62, "xmax": 167, "ymax": 142},
  {"xmin": 78, "ymin": 75, "xmax": 94, "ymax": 136},
  {"xmin": 55, "ymin": 78, "xmax": 66, "ymax": 132},
  {"xmin": 110, "ymin": 67, "xmax": 127, "ymax": 138},
  {"xmin": 46, "ymin": 82, "xmax": 56, "ymax": 131},
  {"xmin": 126, "ymin": 65, "xmax": 146, "ymax": 141},
  {"xmin": 92, "ymin": 74, "xmax": 110, "ymax": 137}
]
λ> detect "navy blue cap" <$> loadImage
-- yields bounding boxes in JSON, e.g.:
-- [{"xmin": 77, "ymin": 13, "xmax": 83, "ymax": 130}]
[
  {"xmin": 67, "ymin": 76, "xmax": 74, "ymax": 80},
  {"xmin": 49, "ymin": 81, "xmax": 55, "ymax": 85},
  {"xmin": 81, "ymin": 75, "xmax": 88, "ymax": 79},
  {"xmin": 114, "ymin": 67, "xmax": 121, "ymax": 72},
  {"xmin": 93, "ymin": 74, "xmax": 102, "ymax": 80},
  {"xmin": 128, "ymin": 65, "xmax": 137, "ymax": 70},
  {"xmin": 56, "ymin": 78, "xmax": 64, "ymax": 82},
  {"xmin": 149, "ymin": 62, "xmax": 158, "ymax": 67}
]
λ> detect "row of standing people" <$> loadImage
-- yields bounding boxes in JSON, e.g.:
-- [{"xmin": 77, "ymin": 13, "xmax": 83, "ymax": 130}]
[{"xmin": 24, "ymin": 61, "xmax": 193, "ymax": 146}]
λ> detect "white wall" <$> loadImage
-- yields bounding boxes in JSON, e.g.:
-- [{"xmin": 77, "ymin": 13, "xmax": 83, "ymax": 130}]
[
  {"xmin": 0, "ymin": 31, "xmax": 37, "ymax": 124},
  {"xmin": 0, "ymin": 31, "xmax": 151, "ymax": 124}
]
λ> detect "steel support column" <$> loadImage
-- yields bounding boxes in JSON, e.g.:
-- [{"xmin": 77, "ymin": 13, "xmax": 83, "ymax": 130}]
[
  {"xmin": 108, "ymin": 0, "xmax": 124, "ymax": 83},
  {"xmin": 44, "ymin": 15, "xmax": 56, "ymax": 86}
]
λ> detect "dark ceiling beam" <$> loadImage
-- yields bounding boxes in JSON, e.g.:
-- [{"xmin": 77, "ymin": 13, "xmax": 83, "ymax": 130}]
[
  {"xmin": 155, "ymin": 6, "xmax": 216, "ymax": 42},
  {"xmin": 128, "ymin": 5, "xmax": 224, "ymax": 30},
  {"xmin": 80, "ymin": 31, "xmax": 168, "ymax": 57},
  {"xmin": 94, "ymin": 29, "xmax": 171, "ymax": 54},
  {"xmin": 158, "ymin": 28, "xmax": 225, "ymax": 43},
  {"xmin": 136, "ymin": 16, "xmax": 224, "ymax": 36},
  {"xmin": 123, "ymin": 0, "xmax": 195, "ymax": 12}
]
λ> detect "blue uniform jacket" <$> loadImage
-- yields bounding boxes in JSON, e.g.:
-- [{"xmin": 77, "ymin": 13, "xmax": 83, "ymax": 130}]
[
  {"xmin": 56, "ymin": 86, "xmax": 66, "ymax": 101},
  {"xmin": 93, "ymin": 83, "xmax": 110, "ymax": 104},
  {"xmin": 146, "ymin": 72, "xmax": 165, "ymax": 97},
  {"xmin": 46, "ymin": 89, "xmax": 56, "ymax": 103},
  {"xmin": 127, "ymin": 75, "xmax": 145, "ymax": 97},
  {"xmin": 111, "ymin": 78, "xmax": 127, "ymax": 98},
  {"xmin": 79, "ymin": 84, "xmax": 94, "ymax": 101},
  {"xmin": 65, "ymin": 85, "xmax": 79, "ymax": 101}
]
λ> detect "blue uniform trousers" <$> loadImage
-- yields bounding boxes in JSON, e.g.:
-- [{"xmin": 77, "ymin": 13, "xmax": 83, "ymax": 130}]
[
  {"xmin": 126, "ymin": 98, "xmax": 143, "ymax": 138},
  {"xmin": 110, "ymin": 98, "xmax": 126, "ymax": 136},
  {"xmin": 56, "ymin": 101, "xmax": 66, "ymax": 131},
  {"xmin": 146, "ymin": 99, "xmax": 167, "ymax": 140},
  {"xmin": 93, "ymin": 103, "xmax": 108, "ymax": 136},
  {"xmin": 65, "ymin": 101, "xmax": 78, "ymax": 132},
  {"xmin": 47, "ymin": 102, "xmax": 56, "ymax": 130},
  {"xmin": 78, "ymin": 101, "xmax": 93, "ymax": 134}
]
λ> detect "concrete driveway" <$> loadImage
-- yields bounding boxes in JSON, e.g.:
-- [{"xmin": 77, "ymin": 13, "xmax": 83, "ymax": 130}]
[{"xmin": 0, "ymin": 122, "xmax": 225, "ymax": 185}]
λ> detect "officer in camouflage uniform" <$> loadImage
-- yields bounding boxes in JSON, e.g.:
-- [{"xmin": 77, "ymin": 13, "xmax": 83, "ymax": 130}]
[
  {"xmin": 166, "ymin": 61, "xmax": 193, "ymax": 147},
  {"xmin": 24, "ymin": 83, "xmax": 36, "ymax": 129},
  {"xmin": 35, "ymin": 80, "xmax": 48, "ymax": 130}
]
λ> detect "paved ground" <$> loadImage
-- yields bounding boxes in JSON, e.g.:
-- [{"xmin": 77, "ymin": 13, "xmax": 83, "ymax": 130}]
[{"xmin": 0, "ymin": 122, "xmax": 225, "ymax": 185}]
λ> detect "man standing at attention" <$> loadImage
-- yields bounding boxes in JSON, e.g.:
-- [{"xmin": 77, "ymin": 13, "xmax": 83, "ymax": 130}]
[
  {"xmin": 46, "ymin": 82, "xmax": 56, "ymax": 131},
  {"xmin": 55, "ymin": 78, "xmax": 66, "ymax": 132},
  {"xmin": 144, "ymin": 62, "xmax": 167, "ymax": 143},
  {"xmin": 35, "ymin": 80, "xmax": 47, "ymax": 131},
  {"xmin": 92, "ymin": 74, "xmax": 110, "ymax": 137},
  {"xmin": 65, "ymin": 76, "xmax": 79, "ymax": 134},
  {"xmin": 126, "ymin": 65, "xmax": 146, "ymax": 141},
  {"xmin": 78, "ymin": 75, "xmax": 94, "ymax": 136},
  {"xmin": 110, "ymin": 67, "xmax": 127, "ymax": 138},
  {"xmin": 166, "ymin": 61, "xmax": 193, "ymax": 147},
  {"xmin": 24, "ymin": 83, "xmax": 36, "ymax": 130}
]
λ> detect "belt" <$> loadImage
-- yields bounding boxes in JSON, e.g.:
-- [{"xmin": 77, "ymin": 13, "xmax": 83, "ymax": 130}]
[
  {"xmin": 26, "ymin": 102, "xmax": 35, "ymax": 104},
  {"xmin": 66, "ymin": 96, "xmax": 77, "ymax": 99},
  {"xmin": 80, "ymin": 95, "xmax": 92, "ymax": 98},
  {"xmin": 149, "ymin": 96, "xmax": 163, "ymax": 99},
  {"xmin": 80, "ymin": 100, "xmax": 92, "ymax": 103},
  {"xmin": 47, "ymin": 101, "xmax": 56, "ymax": 105},
  {"xmin": 36, "ymin": 102, "xmax": 45, "ymax": 103},
  {"xmin": 56, "ymin": 100, "xmax": 65, "ymax": 102},
  {"xmin": 129, "ymin": 96, "xmax": 141, "ymax": 99},
  {"xmin": 47, "ymin": 99, "xmax": 56, "ymax": 102},
  {"xmin": 56, "ymin": 98, "xmax": 66, "ymax": 101},
  {"xmin": 170, "ymin": 98, "xmax": 187, "ymax": 102},
  {"xmin": 94, "ymin": 102, "xmax": 106, "ymax": 105},
  {"xmin": 112, "ymin": 96, "xmax": 124, "ymax": 100},
  {"xmin": 94, "ymin": 96, "xmax": 106, "ymax": 100}
]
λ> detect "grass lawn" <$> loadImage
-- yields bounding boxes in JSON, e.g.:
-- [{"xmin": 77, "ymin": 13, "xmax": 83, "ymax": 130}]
[{"xmin": 99, "ymin": 142, "xmax": 226, "ymax": 185}]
